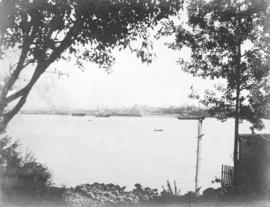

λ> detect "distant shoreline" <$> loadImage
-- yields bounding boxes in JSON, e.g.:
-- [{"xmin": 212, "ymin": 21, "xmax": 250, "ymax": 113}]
[{"xmin": 19, "ymin": 112, "xmax": 211, "ymax": 118}]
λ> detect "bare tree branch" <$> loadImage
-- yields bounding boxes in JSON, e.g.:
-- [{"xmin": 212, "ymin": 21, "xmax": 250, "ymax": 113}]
[
  {"xmin": 0, "ymin": 41, "xmax": 30, "ymax": 113},
  {"xmin": 3, "ymin": 65, "xmax": 45, "ymax": 123},
  {"xmin": 5, "ymin": 86, "xmax": 28, "ymax": 103},
  {"xmin": 22, "ymin": 59, "xmax": 35, "ymax": 68},
  {"xmin": 0, "ymin": 19, "xmax": 41, "ymax": 117},
  {"xmin": 2, "ymin": 21, "xmax": 79, "ymax": 119}
]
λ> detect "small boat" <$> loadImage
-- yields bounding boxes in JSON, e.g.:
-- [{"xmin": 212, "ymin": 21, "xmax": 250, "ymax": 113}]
[{"xmin": 154, "ymin": 129, "xmax": 163, "ymax": 132}]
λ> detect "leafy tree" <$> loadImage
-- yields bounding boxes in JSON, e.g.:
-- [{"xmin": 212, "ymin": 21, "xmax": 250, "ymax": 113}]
[
  {"xmin": 164, "ymin": 0, "xmax": 270, "ymax": 181},
  {"xmin": 0, "ymin": 0, "xmax": 183, "ymax": 133}
]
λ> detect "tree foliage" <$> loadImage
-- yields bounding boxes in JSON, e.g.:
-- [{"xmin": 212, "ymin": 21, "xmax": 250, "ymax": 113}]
[
  {"xmin": 170, "ymin": 0, "xmax": 270, "ymax": 132},
  {"xmin": 0, "ymin": 0, "xmax": 183, "ymax": 132}
]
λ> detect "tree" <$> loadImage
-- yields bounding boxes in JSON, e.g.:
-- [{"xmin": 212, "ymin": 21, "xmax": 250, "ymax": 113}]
[
  {"xmin": 0, "ymin": 0, "xmax": 183, "ymax": 133},
  {"xmin": 164, "ymin": 0, "xmax": 270, "ymax": 184}
]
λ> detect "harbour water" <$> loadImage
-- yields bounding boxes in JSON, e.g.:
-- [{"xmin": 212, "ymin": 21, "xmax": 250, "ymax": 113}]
[{"xmin": 7, "ymin": 115, "xmax": 270, "ymax": 193}]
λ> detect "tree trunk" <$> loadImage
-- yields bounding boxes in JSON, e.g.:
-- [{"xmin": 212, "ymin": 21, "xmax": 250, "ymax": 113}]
[
  {"xmin": 0, "ymin": 98, "xmax": 9, "ymax": 203},
  {"xmin": 233, "ymin": 42, "xmax": 242, "ymax": 188},
  {"xmin": 233, "ymin": 85, "xmax": 240, "ymax": 187},
  {"xmin": 0, "ymin": 119, "xmax": 7, "ymax": 203},
  {"xmin": 0, "ymin": 119, "xmax": 7, "ymax": 134}
]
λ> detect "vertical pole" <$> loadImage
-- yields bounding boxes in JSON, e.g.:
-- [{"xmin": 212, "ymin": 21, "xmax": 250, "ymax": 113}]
[
  {"xmin": 195, "ymin": 118, "xmax": 203, "ymax": 196},
  {"xmin": 221, "ymin": 165, "xmax": 224, "ymax": 190}
]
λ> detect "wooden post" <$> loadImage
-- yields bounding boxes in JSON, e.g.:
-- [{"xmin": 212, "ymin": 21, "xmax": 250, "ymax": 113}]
[
  {"xmin": 195, "ymin": 118, "xmax": 204, "ymax": 196},
  {"xmin": 177, "ymin": 116, "xmax": 205, "ymax": 196}
]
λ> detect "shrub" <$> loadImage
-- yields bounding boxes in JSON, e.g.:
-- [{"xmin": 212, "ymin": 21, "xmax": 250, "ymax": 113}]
[
  {"xmin": 132, "ymin": 183, "xmax": 158, "ymax": 201},
  {"xmin": 0, "ymin": 135, "xmax": 52, "ymax": 202},
  {"xmin": 157, "ymin": 180, "xmax": 181, "ymax": 203}
]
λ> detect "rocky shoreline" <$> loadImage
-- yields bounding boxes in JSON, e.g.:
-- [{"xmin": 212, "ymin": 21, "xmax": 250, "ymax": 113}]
[{"xmin": 63, "ymin": 183, "xmax": 158, "ymax": 206}]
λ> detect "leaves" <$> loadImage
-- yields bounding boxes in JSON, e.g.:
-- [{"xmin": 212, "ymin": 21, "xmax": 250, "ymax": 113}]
[
  {"xmin": 0, "ymin": 0, "xmax": 182, "ymax": 66},
  {"xmin": 169, "ymin": 0, "xmax": 270, "ymax": 131}
]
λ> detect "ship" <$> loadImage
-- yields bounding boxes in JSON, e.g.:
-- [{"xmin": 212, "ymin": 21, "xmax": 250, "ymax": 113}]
[
  {"xmin": 95, "ymin": 113, "xmax": 110, "ymax": 117},
  {"xmin": 71, "ymin": 113, "xmax": 86, "ymax": 117},
  {"xmin": 154, "ymin": 129, "xmax": 163, "ymax": 132},
  {"xmin": 111, "ymin": 113, "xmax": 142, "ymax": 117}
]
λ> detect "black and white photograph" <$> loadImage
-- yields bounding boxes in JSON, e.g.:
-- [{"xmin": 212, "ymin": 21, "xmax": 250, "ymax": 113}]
[{"xmin": 0, "ymin": 0, "xmax": 269, "ymax": 206}]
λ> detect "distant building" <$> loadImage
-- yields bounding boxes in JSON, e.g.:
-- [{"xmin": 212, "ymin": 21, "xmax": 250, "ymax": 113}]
[{"xmin": 237, "ymin": 134, "xmax": 270, "ymax": 195}]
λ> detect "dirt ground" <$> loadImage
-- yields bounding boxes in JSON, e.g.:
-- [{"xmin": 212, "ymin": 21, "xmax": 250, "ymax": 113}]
[{"xmin": 1, "ymin": 199, "xmax": 270, "ymax": 207}]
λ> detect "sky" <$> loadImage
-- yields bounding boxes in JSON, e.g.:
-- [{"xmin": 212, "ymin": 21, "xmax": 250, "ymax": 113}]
[
  {"xmin": 0, "ymin": 5, "xmax": 224, "ymax": 111},
  {"xmin": 0, "ymin": 10, "xmax": 223, "ymax": 112},
  {"xmin": 8, "ymin": 37, "xmax": 223, "ymax": 111},
  {"xmin": 15, "ymin": 38, "xmax": 222, "ymax": 111}
]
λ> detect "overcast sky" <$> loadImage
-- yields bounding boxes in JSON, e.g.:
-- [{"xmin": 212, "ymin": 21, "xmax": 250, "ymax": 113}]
[
  {"xmin": 0, "ymin": 7, "xmax": 225, "ymax": 111},
  {"xmin": 16, "ymin": 38, "xmax": 222, "ymax": 111}
]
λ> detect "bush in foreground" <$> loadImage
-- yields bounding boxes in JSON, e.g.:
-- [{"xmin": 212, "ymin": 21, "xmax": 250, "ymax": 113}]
[{"xmin": 0, "ymin": 135, "xmax": 64, "ymax": 205}]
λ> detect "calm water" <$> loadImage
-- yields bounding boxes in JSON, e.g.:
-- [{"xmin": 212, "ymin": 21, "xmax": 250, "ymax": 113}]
[{"xmin": 7, "ymin": 115, "xmax": 270, "ymax": 193}]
